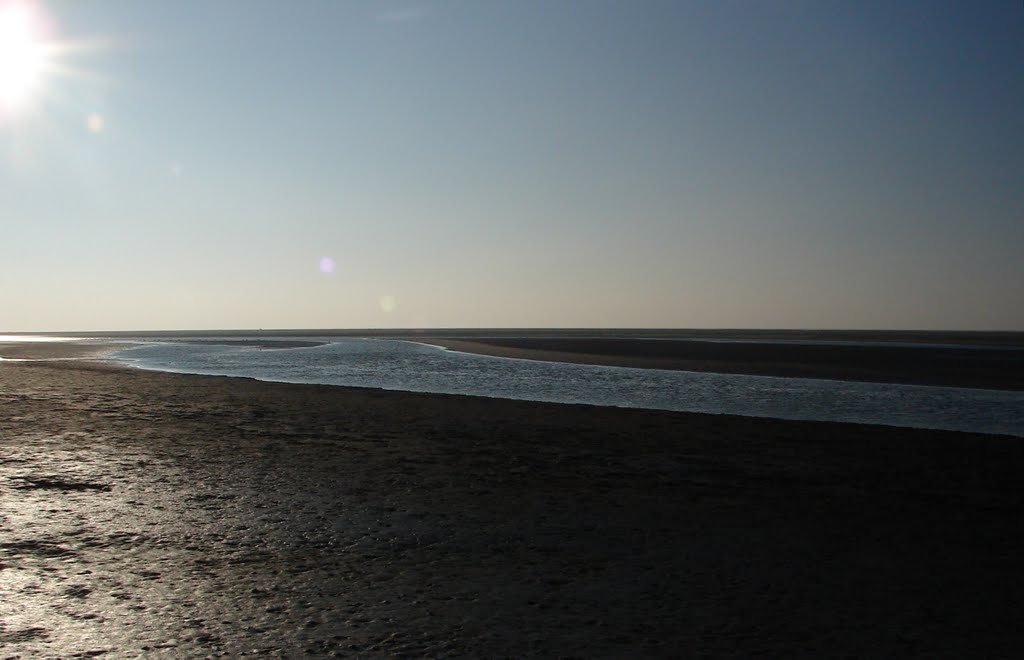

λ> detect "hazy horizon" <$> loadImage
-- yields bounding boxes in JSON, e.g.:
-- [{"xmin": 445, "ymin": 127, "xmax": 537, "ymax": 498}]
[
  {"xmin": 5, "ymin": 326, "xmax": 1024, "ymax": 338},
  {"xmin": 3, "ymin": 1, "xmax": 1021, "ymax": 332}
]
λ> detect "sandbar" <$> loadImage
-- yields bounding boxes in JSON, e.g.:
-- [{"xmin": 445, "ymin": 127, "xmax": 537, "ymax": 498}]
[{"xmin": 422, "ymin": 336, "xmax": 1024, "ymax": 390}]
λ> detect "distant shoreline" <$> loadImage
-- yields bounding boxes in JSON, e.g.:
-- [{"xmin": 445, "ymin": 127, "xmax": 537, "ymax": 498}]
[
  {"xmin": 4, "ymin": 330, "xmax": 1023, "ymax": 391},
  {"xmin": 7, "ymin": 327, "xmax": 1024, "ymax": 347}
]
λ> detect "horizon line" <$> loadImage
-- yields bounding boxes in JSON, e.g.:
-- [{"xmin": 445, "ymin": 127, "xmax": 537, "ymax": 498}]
[{"xmin": 4, "ymin": 327, "xmax": 1023, "ymax": 337}]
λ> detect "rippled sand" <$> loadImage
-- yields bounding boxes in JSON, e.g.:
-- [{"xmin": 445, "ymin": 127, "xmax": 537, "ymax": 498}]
[{"xmin": 2, "ymin": 356, "xmax": 1023, "ymax": 656}]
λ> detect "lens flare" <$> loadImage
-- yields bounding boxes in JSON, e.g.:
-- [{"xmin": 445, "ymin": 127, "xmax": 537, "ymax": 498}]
[
  {"xmin": 319, "ymin": 256, "xmax": 335, "ymax": 274},
  {"xmin": 85, "ymin": 111, "xmax": 103, "ymax": 132}
]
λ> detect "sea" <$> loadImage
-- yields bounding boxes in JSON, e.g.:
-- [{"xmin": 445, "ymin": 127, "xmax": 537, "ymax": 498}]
[{"xmin": 105, "ymin": 336, "xmax": 1024, "ymax": 437}]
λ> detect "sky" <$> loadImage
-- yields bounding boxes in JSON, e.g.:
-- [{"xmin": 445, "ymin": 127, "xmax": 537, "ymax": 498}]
[{"xmin": 1, "ymin": 0, "xmax": 1021, "ymax": 331}]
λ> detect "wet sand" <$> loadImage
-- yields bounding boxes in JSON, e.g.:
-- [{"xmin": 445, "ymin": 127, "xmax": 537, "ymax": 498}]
[
  {"xmin": 2, "ymin": 349, "xmax": 1024, "ymax": 656},
  {"xmin": 424, "ymin": 336, "xmax": 1024, "ymax": 391}
]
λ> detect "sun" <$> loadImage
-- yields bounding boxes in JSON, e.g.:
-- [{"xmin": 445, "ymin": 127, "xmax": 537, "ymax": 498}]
[{"xmin": 0, "ymin": 2, "xmax": 50, "ymax": 111}]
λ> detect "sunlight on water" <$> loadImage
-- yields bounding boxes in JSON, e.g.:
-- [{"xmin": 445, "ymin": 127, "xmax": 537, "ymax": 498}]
[{"xmin": 0, "ymin": 335, "xmax": 78, "ymax": 342}]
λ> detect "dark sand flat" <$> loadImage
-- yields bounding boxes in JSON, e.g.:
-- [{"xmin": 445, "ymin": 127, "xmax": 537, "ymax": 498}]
[{"xmin": 2, "ymin": 350, "xmax": 1024, "ymax": 656}]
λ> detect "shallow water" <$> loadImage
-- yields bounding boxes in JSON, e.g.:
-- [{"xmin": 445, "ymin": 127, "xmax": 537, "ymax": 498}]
[{"xmin": 106, "ymin": 337, "xmax": 1024, "ymax": 437}]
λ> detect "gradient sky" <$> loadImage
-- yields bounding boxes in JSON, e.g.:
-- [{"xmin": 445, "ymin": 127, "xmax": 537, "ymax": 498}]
[{"xmin": 1, "ymin": 0, "xmax": 1021, "ymax": 331}]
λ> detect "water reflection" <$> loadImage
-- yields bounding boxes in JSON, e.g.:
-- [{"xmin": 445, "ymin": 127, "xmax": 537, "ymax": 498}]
[{"xmin": 112, "ymin": 338, "xmax": 1024, "ymax": 437}]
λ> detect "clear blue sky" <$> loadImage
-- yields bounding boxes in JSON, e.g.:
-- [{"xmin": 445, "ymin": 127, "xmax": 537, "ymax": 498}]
[{"xmin": 1, "ymin": 0, "xmax": 1021, "ymax": 331}]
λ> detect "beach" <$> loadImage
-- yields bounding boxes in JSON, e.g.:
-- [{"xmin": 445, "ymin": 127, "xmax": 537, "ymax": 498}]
[{"xmin": 2, "ymin": 345, "xmax": 1024, "ymax": 656}]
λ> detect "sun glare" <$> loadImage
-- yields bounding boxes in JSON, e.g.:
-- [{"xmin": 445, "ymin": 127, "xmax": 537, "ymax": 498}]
[{"xmin": 0, "ymin": 2, "xmax": 50, "ymax": 111}]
